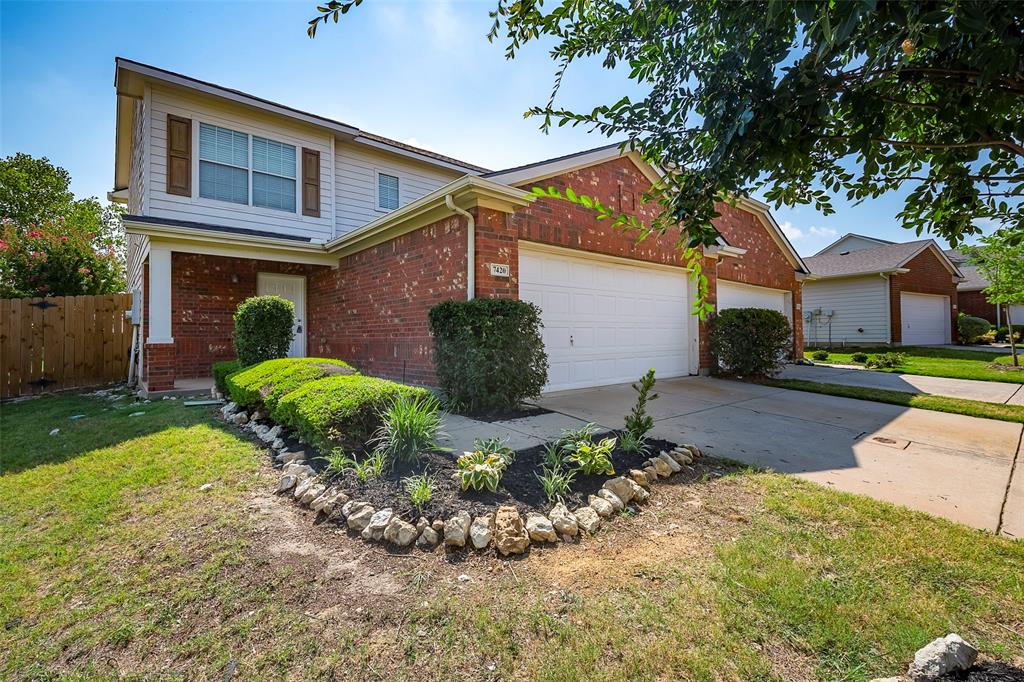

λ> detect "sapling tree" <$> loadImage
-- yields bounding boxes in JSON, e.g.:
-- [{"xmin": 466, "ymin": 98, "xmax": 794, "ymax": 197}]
[{"xmin": 966, "ymin": 233, "xmax": 1024, "ymax": 366}]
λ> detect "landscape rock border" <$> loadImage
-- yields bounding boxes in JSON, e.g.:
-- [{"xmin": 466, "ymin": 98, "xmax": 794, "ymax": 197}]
[{"xmin": 220, "ymin": 401, "xmax": 704, "ymax": 556}]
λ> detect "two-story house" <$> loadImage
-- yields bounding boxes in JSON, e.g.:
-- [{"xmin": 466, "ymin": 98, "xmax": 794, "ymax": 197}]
[{"xmin": 112, "ymin": 58, "xmax": 809, "ymax": 395}]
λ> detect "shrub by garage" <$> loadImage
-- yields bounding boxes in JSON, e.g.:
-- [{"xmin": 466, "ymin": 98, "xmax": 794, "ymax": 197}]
[
  {"xmin": 957, "ymin": 314, "xmax": 991, "ymax": 344},
  {"xmin": 234, "ymin": 295, "xmax": 295, "ymax": 367},
  {"xmin": 273, "ymin": 374, "xmax": 432, "ymax": 452},
  {"xmin": 429, "ymin": 298, "xmax": 548, "ymax": 413},
  {"xmin": 709, "ymin": 307, "xmax": 792, "ymax": 378},
  {"xmin": 226, "ymin": 357, "xmax": 356, "ymax": 410}
]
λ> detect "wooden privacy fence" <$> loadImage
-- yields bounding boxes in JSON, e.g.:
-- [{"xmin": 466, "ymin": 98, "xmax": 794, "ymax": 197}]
[{"xmin": 0, "ymin": 294, "xmax": 134, "ymax": 398}]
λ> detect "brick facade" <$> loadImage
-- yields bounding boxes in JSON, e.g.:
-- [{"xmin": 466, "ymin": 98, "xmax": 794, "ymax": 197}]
[
  {"xmin": 958, "ymin": 290, "xmax": 998, "ymax": 324},
  {"xmin": 306, "ymin": 215, "xmax": 468, "ymax": 385},
  {"xmin": 887, "ymin": 247, "xmax": 960, "ymax": 344}
]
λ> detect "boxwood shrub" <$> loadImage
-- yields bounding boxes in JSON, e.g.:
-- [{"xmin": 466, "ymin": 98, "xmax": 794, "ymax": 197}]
[
  {"xmin": 957, "ymin": 313, "xmax": 991, "ymax": 344},
  {"xmin": 429, "ymin": 298, "xmax": 548, "ymax": 413},
  {"xmin": 234, "ymin": 295, "xmax": 295, "ymax": 367},
  {"xmin": 212, "ymin": 359, "xmax": 241, "ymax": 394},
  {"xmin": 226, "ymin": 357, "xmax": 356, "ymax": 410},
  {"xmin": 708, "ymin": 307, "xmax": 792, "ymax": 378},
  {"xmin": 273, "ymin": 374, "xmax": 432, "ymax": 452}
]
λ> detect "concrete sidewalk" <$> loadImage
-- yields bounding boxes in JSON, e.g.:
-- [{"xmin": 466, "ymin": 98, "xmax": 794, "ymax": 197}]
[
  {"xmin": 780, "ymin": 363, "xmax": 1024, "ymax": 405},
  {"xmin": 522, "ymin": 376, "xmax": 1023, "ymax": 537}
]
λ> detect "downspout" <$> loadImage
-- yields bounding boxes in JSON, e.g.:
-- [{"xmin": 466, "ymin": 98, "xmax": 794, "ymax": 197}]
[{"xmin": 445, "ymin": 194, "xmax": 474, "ymax": 300}]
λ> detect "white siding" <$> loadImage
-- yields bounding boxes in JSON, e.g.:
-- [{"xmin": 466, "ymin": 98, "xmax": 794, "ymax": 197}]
[
  {"xmin": 125, "ymin": 232, "xmax": 148, "ymax": 292},
  {"xmin": 803, "ymin": 275, "xmax": 890, "ymax": 346},
  {"xmin": 334, "ymin": 141, "xmax": 461, "ymax": 235},
  {"xmin": 129, "ymin": 97, "xmax": 148, "ymax": 215},
  {"xmin": 816, "ymin": 235, "xmax": 890, "ymax": 255},
  {"xmin": 146, "ymin": 85, "xmax": 335, "ymax": 242}
]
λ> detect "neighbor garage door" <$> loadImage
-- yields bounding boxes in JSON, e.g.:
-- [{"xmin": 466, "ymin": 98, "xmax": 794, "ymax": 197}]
[
  {"xmin": 900, "ymin": 292, "xmax": 950, "ymax": 345},
  {"xmin": 717, "ymin": 281, "xmax": 789, "ymax": 317},
  {"xmin": 519, "ymin": 245, "xmax": 695, "ymax": 392}
]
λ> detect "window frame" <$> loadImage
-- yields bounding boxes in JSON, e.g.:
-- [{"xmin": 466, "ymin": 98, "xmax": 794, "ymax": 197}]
[
  {"xmin": 191, "ymin": 119, "xmax": 301, "ymax": 215},
  {"xmin": 251, "ymin": 135, "xmax": 298, "ymax": 213},
  {"xmin": 375, "ymin": 170, "xmax": 401, "ymax": 212}
]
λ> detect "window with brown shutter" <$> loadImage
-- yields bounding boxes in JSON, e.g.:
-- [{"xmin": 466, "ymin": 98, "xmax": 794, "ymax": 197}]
[
  {"xmin": 166, "ymin": 115, "xmax": 192, "ymax": 196},
  {"xmin": 302, "ymin": 148, "xmax": 320, "ymax": 217}
]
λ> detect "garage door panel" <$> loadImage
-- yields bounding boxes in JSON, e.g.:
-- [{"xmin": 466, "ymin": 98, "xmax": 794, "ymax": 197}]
[
  {"xmin": 901, "ymin": 292, "xmax": 949, "ymax": 345},
  {"xmin": 520, "ymin": 246, "xmax": 694, "ymax": 392},
  {"xmin": 717, "ymin": 281, "xmax": 788, "ymax": 315}
]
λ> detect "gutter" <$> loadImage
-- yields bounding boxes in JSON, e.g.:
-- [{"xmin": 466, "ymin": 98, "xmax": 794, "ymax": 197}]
[{"xmin": 445, "ymin": 195, "xmax": 475, "ymax": 300}]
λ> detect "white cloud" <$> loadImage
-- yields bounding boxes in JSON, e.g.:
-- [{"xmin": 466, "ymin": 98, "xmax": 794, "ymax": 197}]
[
  {"xmin": 808, "ymin": 226, "xmax": 838, "ymax": 239},
  {"xmin": 401, "ymin": 137, "xmax": 436, "ymax": 152},
  {"xmin": 779, "ymin": 221, "xmax": 803, "ymax": 240},
  {"xmin": 424, "ymin": 0, "xmax": 463, "ymax": 52}
]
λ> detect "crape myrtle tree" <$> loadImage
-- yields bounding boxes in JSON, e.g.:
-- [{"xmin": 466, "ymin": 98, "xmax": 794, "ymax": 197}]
[
  {"xmin": 965, "ymin": 233, "xmax": 1024, "ymax": 366},
  {"xmin": 308, "ymin": 0, "xmax": 1023, "ymax": 315}
]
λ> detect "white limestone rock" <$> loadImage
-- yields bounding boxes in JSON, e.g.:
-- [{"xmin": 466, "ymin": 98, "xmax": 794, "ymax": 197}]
[
  {"xmin": 525, "ymin": 513, "xmax": 557, "ymax": 543},
  {"xmin": 597, "ymin": 488, "xmax": 624, "ymax": 513},
  {"xmin": 346, "ymin": 504, "xmax": 375, "ymax": 531},
  {"xmin": 602, "ymin": 477, "xmax": 635, "ymax": 505},
  {"xmin": 361, "ymin": 508, "xmax": 394, "ymax": 541},
  {"xmin": 444, "ymin": 511, "xmax": 472, "ymax": 547},
  {"xmin": 383, "ymin": 516, "xmax": 418, "ymax": 547},
  {"xmin": 548, "ymin": 502, "xmax": 578, "ymax": 537},
  {"xmin": 469, "ymin": 514, "xmax": 494, "ymax": 550},
  {"xmin": 908, "ymin": 634, "xmax": 977, "ymax": 681},
  {"xmin": 588, "ymin": 495, "xmax": 615, "ymax": 518},
  {"xmin": 574, "ymin": 506, "xmax": 602, "ymax": 534}
]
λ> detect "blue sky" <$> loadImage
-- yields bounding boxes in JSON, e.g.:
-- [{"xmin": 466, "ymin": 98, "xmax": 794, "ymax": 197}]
[{"xmin": 1, "ymin": 0, "xmax": 991, "ymax": 255}]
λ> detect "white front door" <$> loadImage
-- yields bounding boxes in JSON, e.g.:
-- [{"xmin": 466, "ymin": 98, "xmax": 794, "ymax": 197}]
[
  {"xmin": 900, "ymin": 292, "xmax": 949, "ymax": 345},
  {"xmin": 519, "ymin": 244, "xmax": 696, "ymax": 392},
  {"xmin": 257, "ymin": 273, "xmax": 306, "ymax": 357}
]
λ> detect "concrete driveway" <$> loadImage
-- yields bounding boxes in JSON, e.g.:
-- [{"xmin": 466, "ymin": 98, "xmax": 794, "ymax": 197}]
[
  {"xmin": 780, "ymin": 363, "xmax": 1024, "ymax": 405},
  {"xmin": 534, "ymin": 376, "xmax": 1023, "ymax": 537}
]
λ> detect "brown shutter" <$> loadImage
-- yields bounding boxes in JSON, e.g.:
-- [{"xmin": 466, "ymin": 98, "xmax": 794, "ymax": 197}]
[
  {"xmin": 302, "ymin": 148, "xmax": 321, "ymax": 217},
  {"xmin": 166, "ymin": 114, "xmax": 192, "ymax": 196}
]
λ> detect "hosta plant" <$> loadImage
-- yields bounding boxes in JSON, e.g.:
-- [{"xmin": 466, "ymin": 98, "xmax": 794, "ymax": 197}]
[
  {"xmin": 456, "ymin": 451, "xmax": 507, "ymax": 492},
  {"xmin": 565, "ymin": 437, "xmax": 617, "ymax": 476},
  {"xmin": 473, "ymin": 435, "xmax": 516, "ymax": 467}
]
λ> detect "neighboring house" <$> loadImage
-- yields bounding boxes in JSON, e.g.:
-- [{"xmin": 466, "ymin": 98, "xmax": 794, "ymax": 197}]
[
  {"xmin": 802, "ymin": 234, "xmax": 963, "ymax": 347},
  {"xmin": 944, "ymin": 249, "xmax": 1024, "ymax": 327},
  {"xmin": 112, "ymin": 58, "xmax": 809, "ymax": 395}
]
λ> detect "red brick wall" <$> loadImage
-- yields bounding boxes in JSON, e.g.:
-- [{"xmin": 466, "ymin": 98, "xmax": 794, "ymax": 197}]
[
  {"xmin": 162, "ymin": 253, "xmax": 326, "ymax": 379},
  {"xmin": 306, "ymin": 215, "xmax": 468, "ymax": 385},
  {"xmin": 958, "ymin": 290, "xmax": 997, "ymax": 324},
  {"xmin": 888, "ymin": 248, "xmax": 960, "ymax": 343},
  {"xmin": 144, "ymin": 343, "xmax": 175, "ymax": 393}
]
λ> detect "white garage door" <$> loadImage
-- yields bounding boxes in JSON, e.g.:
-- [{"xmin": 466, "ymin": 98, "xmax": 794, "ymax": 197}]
[
  {"xmin": 519, "ymin": 246, "xmax": 696, "ymax": 392},
  {"xmin": 717, "ymin": 281, "xmax": 789, "ymax": 317},
  {"xmin": 900, "ymin": 292, "xmax": 950, "ymax": 345}
]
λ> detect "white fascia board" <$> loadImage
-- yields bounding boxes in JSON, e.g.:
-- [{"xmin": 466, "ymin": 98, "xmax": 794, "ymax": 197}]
[
  {"xmin": 814, "ymin": 232, "xmax": 892, "ymax": 256},
  {"xmin": 486, "ymin": 144, "xmax": 646, "ymax": 187},
  {"xmin": 810, "ymin": 267, "xmax": 912, "ymax": 280},
  {"xmin": 324, "ymin": 175, "xmax": 533, "ymax": 255}
]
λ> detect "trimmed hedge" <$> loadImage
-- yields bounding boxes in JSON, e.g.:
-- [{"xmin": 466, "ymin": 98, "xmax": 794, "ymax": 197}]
[
  {"xmin": 429, "ymin": 298, "xmax": 548, "ymax": 412},
  {"xmin": 273, "ymin": 374, "xmax": 432, "ymax": 452},
  {"xmin": 213, "ymin": 359, "xmax": 241, "ymax": 394},
  {"xmin": 708, "ymin": 307, "xmax": 792, "ymax": 378},
  {"xmin": 226, "ymin": 357, "xmax": 356, "ymax": 410},
  {"xmin": 234, "ymin": 295, "xmax": 295, "ymax": 367},
  {"xmin": 957, "ymin": 314, "xmax": 991, "ymax": 344}
]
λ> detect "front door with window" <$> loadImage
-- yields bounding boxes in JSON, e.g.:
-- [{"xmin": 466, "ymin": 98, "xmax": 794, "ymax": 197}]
[{"xmin": 256, "ymin": 273, "xmax": 306, "ymax": 357}]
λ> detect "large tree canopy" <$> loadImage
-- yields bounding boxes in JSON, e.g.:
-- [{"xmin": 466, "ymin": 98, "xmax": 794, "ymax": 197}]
[{"xmin": 310, "ymin": 1, "xmax": 1022, "ymax": 245}]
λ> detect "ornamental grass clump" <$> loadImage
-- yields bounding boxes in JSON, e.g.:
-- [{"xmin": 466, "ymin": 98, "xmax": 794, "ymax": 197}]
[{"xmin": 370, "ymin": 393, "xmax": 444, "ymax": 467}]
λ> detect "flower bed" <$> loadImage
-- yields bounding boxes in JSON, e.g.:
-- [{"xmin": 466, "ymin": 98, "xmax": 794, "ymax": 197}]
[{"xmin": 219, "ymin": 358, "xmax": 705, "ymax": 556}]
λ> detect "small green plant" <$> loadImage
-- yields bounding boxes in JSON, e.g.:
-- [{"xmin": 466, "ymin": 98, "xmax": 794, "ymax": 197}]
[
  {"xmin": 455, "ymin": 451, "xmax": 507, "ymax": 492},
  {"xmin": 556, "ymin": 423, "xmax": 598, "ymax": 451},
  {"xmin": 851, "ymin": 352, "xmax": 869, "ymax": 363},
  {"xmin": 402, "ymin": 473, "xmax": 435, "ymax": 512},
  {"xmin": 624, "ymin": 368, "xmax": 658, "ymax": 438},
  {"xmin": 866, "ymin": 352, "xmax": 906, "ymax": 369},
  {"xmin": 565, "ymin": 436, "xmax": 617, "ymax": 476},
  {"xmin": 370, "ymin": 393, "xmax": 444, "ymax": 466},
  {"xmin": 473, "ymin": 435, "xmax": 516, "ymax": 467},
  {"xmin": 541, "ymin": 441, "xmax": 564, "ymax": 470},
  {"xmin": 811, "ymin": 349, "xmax": 830, "ymax": 361},
  {"xmin": 536, "ymin": 465, "xmax": 576, "ymax": 503},
  {"xmin": 617, "ymin": 430, "xmax": 650, "ymax": 456},
  {"xmin": 321, "ymin": 449, "xmax": 386, "ymax": 482}
]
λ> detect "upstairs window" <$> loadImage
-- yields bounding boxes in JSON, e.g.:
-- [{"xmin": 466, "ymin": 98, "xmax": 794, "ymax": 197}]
[
  {"xmin": 252, "ymin": 136, "xmax": 296, "ymax": 212},
  {"xmin": 199, "ymin": 123, "xmax": 248, "ymax": 205},
  {"xmin": 377, "ymin": 172, "xmax": 400, "ymax": 211},
  {"xmin": 196, "ymin": 122, "xmax": 298, "ymax": 213}
]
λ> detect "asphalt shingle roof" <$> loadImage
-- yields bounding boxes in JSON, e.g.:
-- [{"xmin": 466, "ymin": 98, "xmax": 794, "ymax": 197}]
[{"xmin": 804, "ymin": 240, "xmax": 936, "ymax": 278}]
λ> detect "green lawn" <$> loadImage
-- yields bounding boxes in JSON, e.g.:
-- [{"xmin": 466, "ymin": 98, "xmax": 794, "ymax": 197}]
[
  {"xmin": 2, "ymin": 392, "xmax": 1022, "ymax": 680},
  {"xmin": 805, "ymin": 346, "xmax": 1024, "ymax": 383},
  {"xmin": 766, "ymin": 378, "xmax": 1024, "ymax": 424}
]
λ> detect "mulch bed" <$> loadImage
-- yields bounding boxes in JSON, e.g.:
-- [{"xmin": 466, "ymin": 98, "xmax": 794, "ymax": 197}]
[
  {"xmin": 281, "ymin": 428, "xmax": 677, "ymax": 520},
  {"xmin": 454, "ymin": 404, "xmax": 552, "ymax": 423},
  {"xmin": 937, "ymin": 663, "xmax": 1024, "ymax": 681}
]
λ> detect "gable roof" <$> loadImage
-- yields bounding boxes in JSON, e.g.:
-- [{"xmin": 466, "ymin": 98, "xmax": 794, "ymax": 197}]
[
  {"xmin": 945, "ymin": 249, "xmax": 990, "ymax": 291},
  {"xmin": 486, "ymin": 143, "xmax": 809, "ymax": 274},
  {"xmin": 113, "ymin": 58, "xmax": 489, "ymax": 191},
  {"xmin": 804, "ymin": 239, "xmax": 963, "ymax": 279},
  {"xmin": 813, "ymin": 232, "xmax": 895, "ymax": 256}
]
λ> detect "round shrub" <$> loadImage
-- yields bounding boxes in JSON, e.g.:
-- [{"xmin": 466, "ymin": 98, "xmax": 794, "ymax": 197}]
[
  {"xmin": 851, "ymin": 352, "xmax": 869, "ymax": 363},
  {"xmin": 429, "ymin": 298, "xmax": 548, "ymax": 413},
  {"xmin": 233, "ymin": 295, "xmax": 295, "ymax": 367},
  {"xmin": 708, "ymin": 307, "xmax": 792, "ymax": 378},
  {"xmin": 957, "ymin": 314, "xmax": 991, "ymax": 344},
  {"xmin": 811, "ymin": 349, "xmax": 830, "ymax": 361}
]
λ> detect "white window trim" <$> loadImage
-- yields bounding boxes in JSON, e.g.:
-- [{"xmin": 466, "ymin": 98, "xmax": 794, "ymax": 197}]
[
  {"xmin": 192, "ymin": 119, "xmax": 300, "ymax": 215},
  {"xmin": 374, "ymin": 169, "xmax": 400, "ymax": 213}
]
